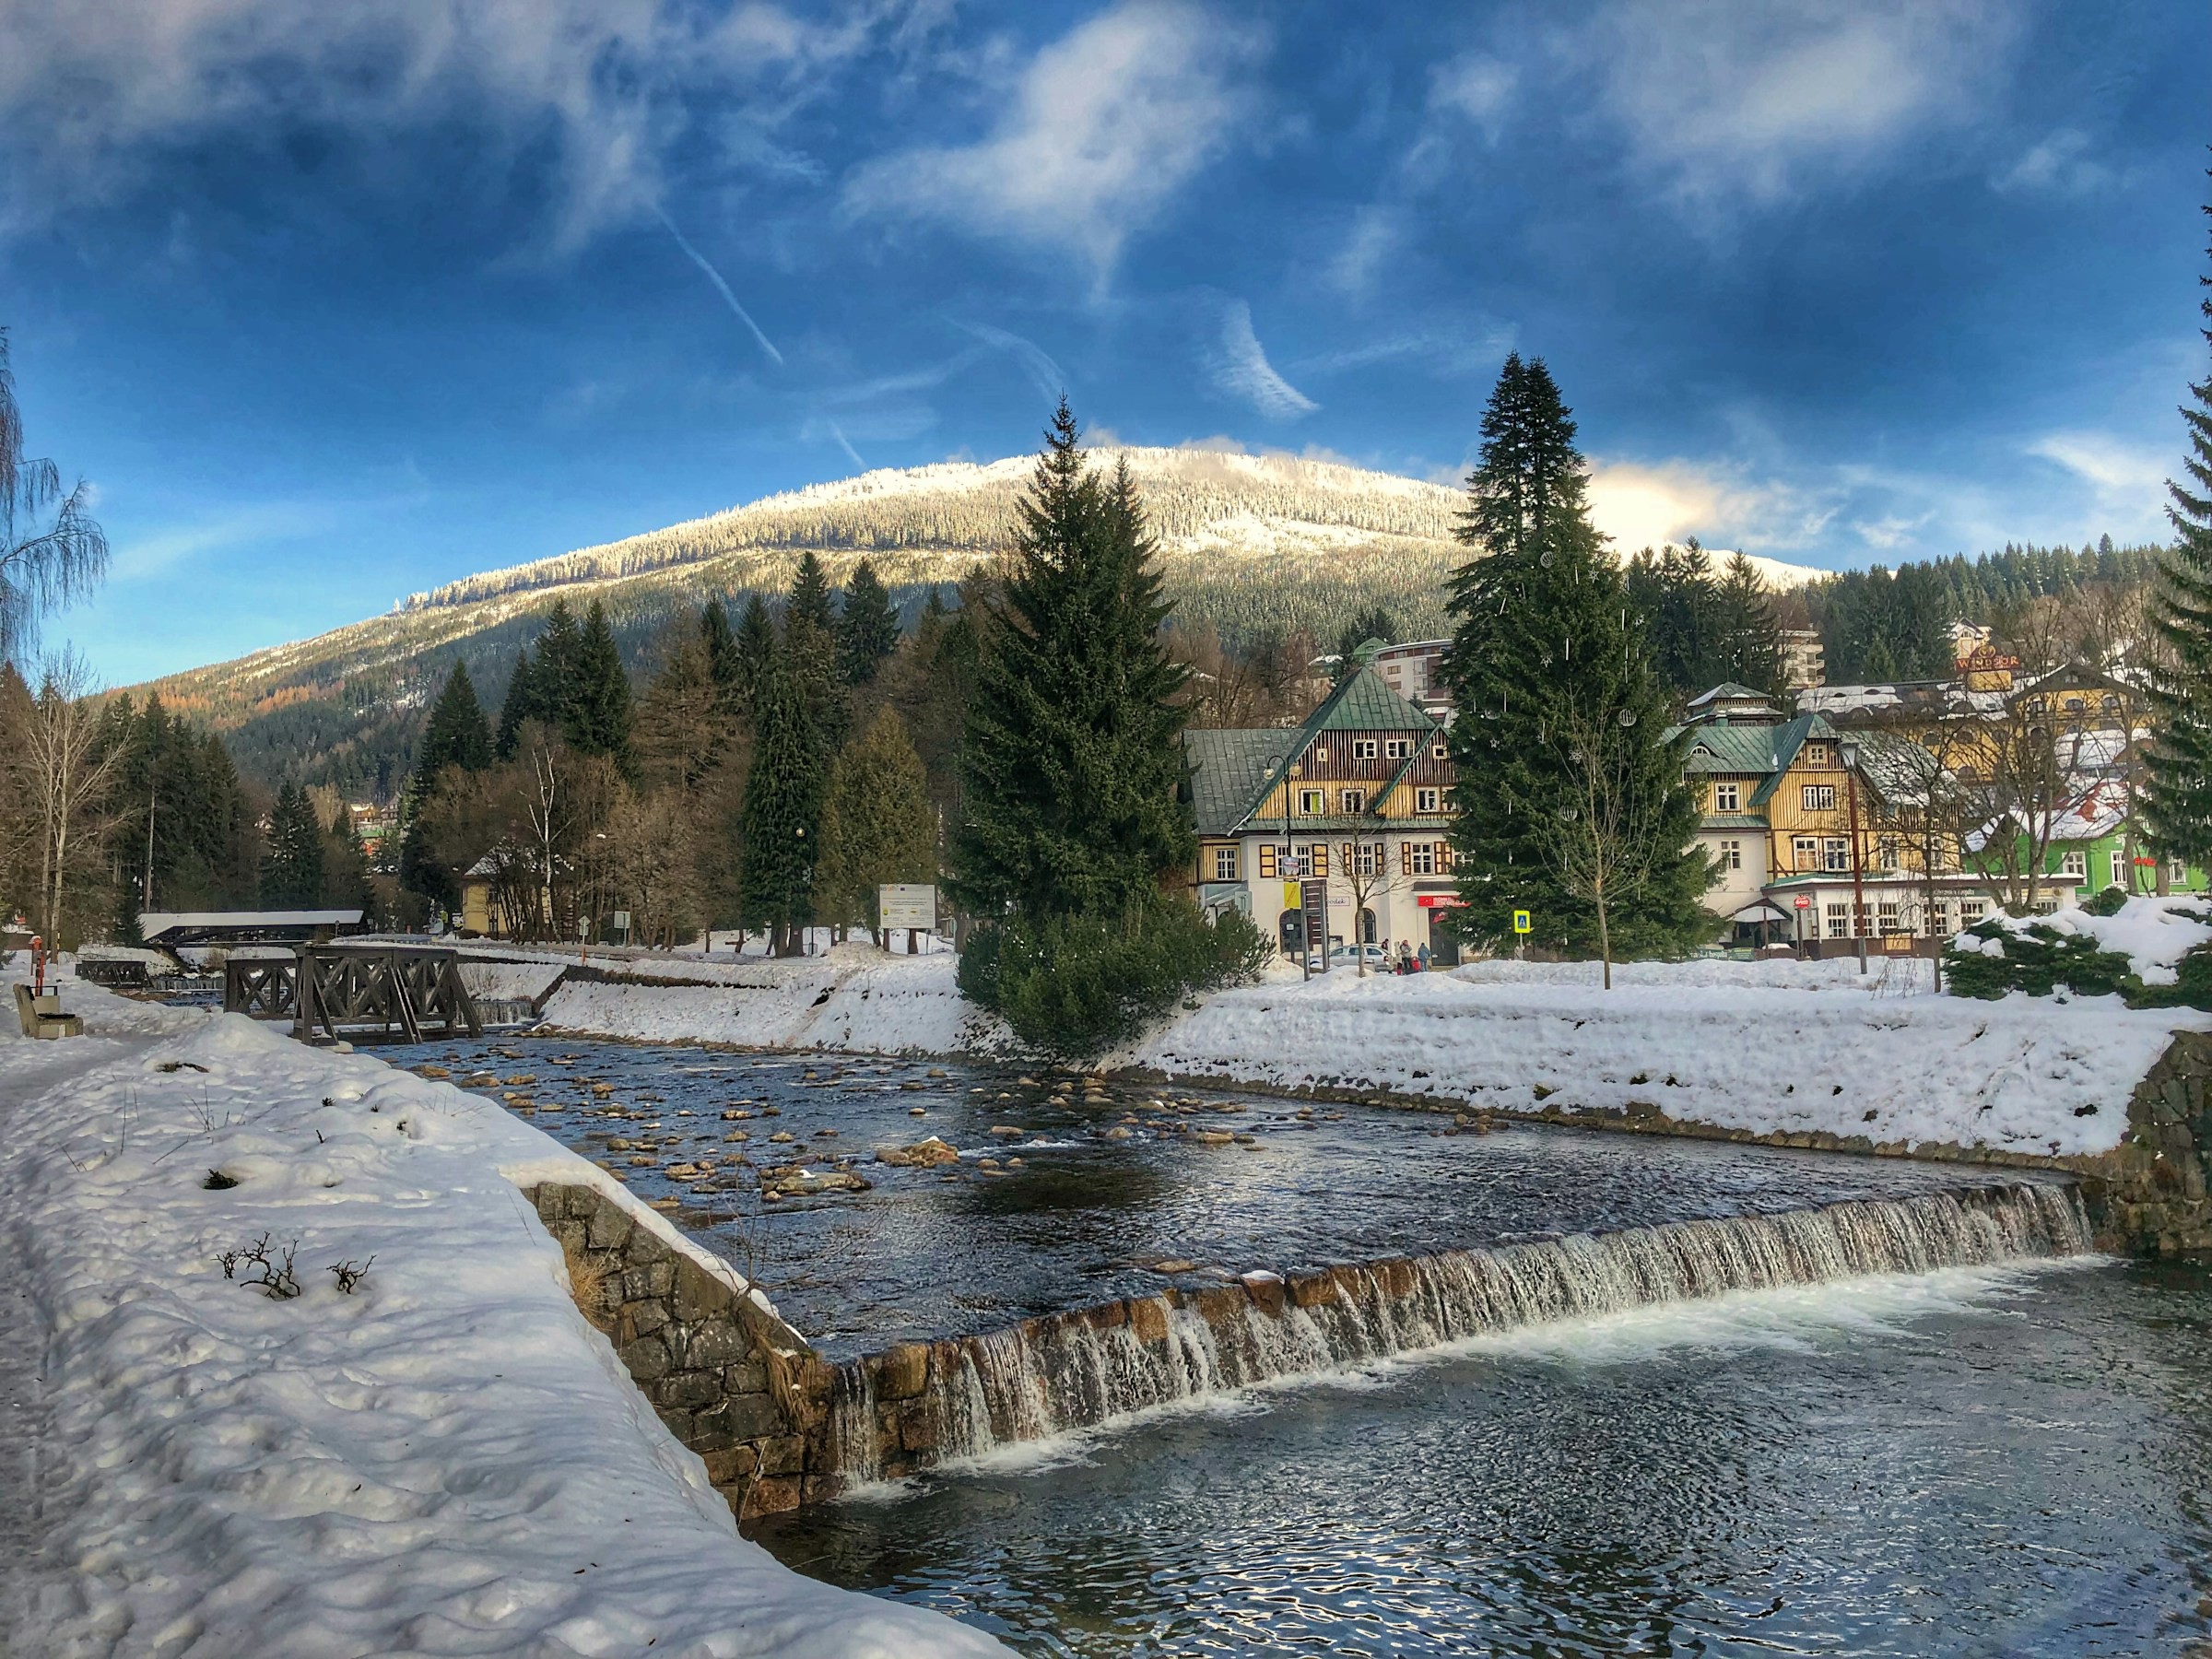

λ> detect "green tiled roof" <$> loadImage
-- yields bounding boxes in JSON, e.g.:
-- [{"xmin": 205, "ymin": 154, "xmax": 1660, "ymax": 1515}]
[
  {"xmin": 1185, "ymin": 729, "xmax": 1290, "ymax": 837},
  {"xmin": 1700, "ymin": 814, "xmax": 1768, "ymax": 830},
  {"xmin": 1675, "ymin": 724, "xmax": 1787, "ymax": 773},
  {"xmin": 1747, "ymin": 714, "xmax": 1837, "ymax": 807},
  {"xmin": 1186, "ymin": 664, "xmax": 1441, "ymax": 836}
]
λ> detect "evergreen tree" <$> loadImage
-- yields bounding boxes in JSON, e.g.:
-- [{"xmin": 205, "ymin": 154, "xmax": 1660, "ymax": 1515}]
[
  {"xmin": 816, "ymin": 705, "xmax": 936, "ymax": 942},
  {"xmin": 700, "ymin": 597, "xmax": 740, "ymax": 700},
  {"xmin": 737, "ymin": 663, "xmax": 825, "ymax": 954},
  {"xmin": 2143, "ymin": 175, "xmax": 2212, "ymax": 864},
  {"xmin": 1333, "ymin": 605, "xmax": 1398, "ymax": 681},
  {"xmin": 949, "ymin": 401, "xmax": 1194, "ymax": 921},
  {"xmin": 732, "ymin": 593, "xmax": 777, "ymax": 713},
  {"xmin": 532, "ymin": 599, "xmax": 586, "ymax": 739},
  {"xmin": 261, "ymin": 782, "xmax": 327, "ymax": 908},
  {"xmin": 571, "ymin": 599, "xmax": 635, "ymax": 768},
  {"xmin": 836, "ymin": 558, "xmax": 901, "ymax": 686},
  {"xmin": 1711, "ymin": 552, "xmax": 1784, "ymax": 692},
  {"xmin": 417, "ymin": 661, "xmax": 493, "ymax": 778},
  {"xmin": 636, "ymin": 626, "xmax": 724, "ymax": 791},
  {"xmin": 1439, "ymin": 354, "xmax": 1713, "ymax": 969},
  {"xmin": 494, "ymin": 648, "xmax": 537, "ymax": 759},
  {"xmin": 786, "ymin": 552, "xmax": 837, "ymax": 640}
]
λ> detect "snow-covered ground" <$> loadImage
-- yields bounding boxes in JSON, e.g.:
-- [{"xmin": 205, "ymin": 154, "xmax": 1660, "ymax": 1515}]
[
  {"xmin": 0, "ymin": 979, "xmax": 1008, "ymax": 1659},
  {"xmin": 1134, "ymin": 969, "xmax": 2199, "ymax": 1159},
  {"xmin": 1448, "ymin": 954, "xmax": 1934, "ymax": 994},
  {"xmin": 536, "ymin": 947, "xmax": 1006, "ymax": 1054}
]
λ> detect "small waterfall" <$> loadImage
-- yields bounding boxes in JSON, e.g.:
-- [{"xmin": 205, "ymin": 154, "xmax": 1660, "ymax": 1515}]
[{"xmin": 822, "ymin": 1182, "xmax": 2089, "ymax": 1485}]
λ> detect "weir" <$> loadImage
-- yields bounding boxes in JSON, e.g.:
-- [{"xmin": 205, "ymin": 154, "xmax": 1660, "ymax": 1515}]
[{"xmin": 823, "ymin": 1182, "xmax": 2090, "ymax": 1487}]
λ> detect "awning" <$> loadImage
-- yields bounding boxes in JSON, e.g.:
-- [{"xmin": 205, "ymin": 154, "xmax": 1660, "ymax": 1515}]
[{"xmin": 1731, "ymin": 902, "xmax": 1791, "ymax": 924}]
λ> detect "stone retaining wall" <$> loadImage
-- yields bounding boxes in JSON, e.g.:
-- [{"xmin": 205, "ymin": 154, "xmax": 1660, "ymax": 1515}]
[{"xmin": 521, "ymin": 1182, "xmax": 837, "ymax": 1520}]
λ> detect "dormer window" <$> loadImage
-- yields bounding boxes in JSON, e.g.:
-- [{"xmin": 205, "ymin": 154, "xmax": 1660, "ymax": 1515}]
[{"xmin": 1804, "ymin": 742, "xmax": 1830, "ymax": 766}]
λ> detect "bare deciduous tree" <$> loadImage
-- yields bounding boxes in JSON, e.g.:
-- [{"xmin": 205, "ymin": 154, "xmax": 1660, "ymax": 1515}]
[
  {"xmin": 8, "ymin": 650, "xmax": 124, "ymax": 943},
  {"xmin": 1, "ymin": 332, "xmax": 109, "ymax": 664}
]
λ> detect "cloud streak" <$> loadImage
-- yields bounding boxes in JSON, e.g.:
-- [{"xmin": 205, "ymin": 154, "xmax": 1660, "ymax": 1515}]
[
  {"xmin": 1205, "ymin": 299, "xmax": 1316, "ymax": 420},
  {"xmin": 653, "ymin": 206, "xmax": 784, "ymax": 366}
]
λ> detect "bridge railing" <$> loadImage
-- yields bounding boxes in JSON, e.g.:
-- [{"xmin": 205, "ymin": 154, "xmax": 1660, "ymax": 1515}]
[{"xmin": 223, "ymin": 947, "xmax": 481, "ymax": 1043}]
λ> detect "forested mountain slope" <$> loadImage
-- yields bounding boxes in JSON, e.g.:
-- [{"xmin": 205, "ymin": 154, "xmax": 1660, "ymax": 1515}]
[{"xmin": 138, "ymin": 446, "xmax": 1827, "ymax": 794}]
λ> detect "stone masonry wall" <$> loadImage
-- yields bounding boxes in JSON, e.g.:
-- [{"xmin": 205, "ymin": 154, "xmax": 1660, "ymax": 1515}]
[
  {"xmin": 2076, "ymin": 1030, "xmax": 2212, "ymax": 1256},
  {"xmin": 522, "ymin": 1182, "xmax": 835, "ymax": 1520}
]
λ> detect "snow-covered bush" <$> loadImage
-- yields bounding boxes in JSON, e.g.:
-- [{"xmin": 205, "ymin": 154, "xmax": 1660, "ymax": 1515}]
[{"xmin": 1943, "ymin": 895, "xmax": 2212, "ymax": 1007}]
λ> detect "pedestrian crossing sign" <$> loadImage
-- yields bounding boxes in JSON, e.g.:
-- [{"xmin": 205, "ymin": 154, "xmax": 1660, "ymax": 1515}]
[{"xmin": 1512, "ymin": 910, "xmax": 1532, "ymax": 935}]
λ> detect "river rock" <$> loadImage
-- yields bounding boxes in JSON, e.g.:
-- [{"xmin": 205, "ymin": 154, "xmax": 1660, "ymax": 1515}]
[
  {"xmin": 1104, "ymin": 1126, "xmax": 1132, "ymax": 1140},
  {"xmin": 414, "ymin": 1065, "xmax": 450, "ymax": 1079},
  {"xmin": 989, "ymin": 1124, "xmax": 1025, "ymax": 1138},
  {"xmin": 760, "ymin": 1167, "xmax": 870, "ymax": 1199},
  {"xmin": 1194, "ymin": 1130, "xmax": 1235, "ymax": 1147},
  {"xmin": 877, "ymin": 1136, "xmax": 960, "ymax": 1169}
]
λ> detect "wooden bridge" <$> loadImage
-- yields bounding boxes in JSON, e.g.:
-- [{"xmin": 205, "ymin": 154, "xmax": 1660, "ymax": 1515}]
[{"xmin": 224, "ymin": 946, "xmax": 481, "ymax": 1044}]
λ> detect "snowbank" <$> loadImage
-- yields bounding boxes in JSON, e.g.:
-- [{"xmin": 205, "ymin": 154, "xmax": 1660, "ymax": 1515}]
[
  {"xmin": 538, "ymin": 948, "xmax": 1006, "ymax": 1055},
  {"xmin": 454, "ymin": 957, "xmax": 568, "ymax": 1003},
  {"xmin": 1450, "ymin": 954, "xmax": 1933, "ymax": 994},
  {"xmin": 0, "ymin": 984, "xmax": 1007, "ymax": 1658},
  {"xmin": 1959, "ymin": 895, "xmax": 2212, "ymax": 987},
  {"xmin": 1132, "ymin": 971, "xmax": 2201, "ymax": 1159}
]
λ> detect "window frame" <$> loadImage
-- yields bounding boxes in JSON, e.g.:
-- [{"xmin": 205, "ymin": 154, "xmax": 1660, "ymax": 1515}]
[
  {"xmin": 1803, "ymin": 782, "xmax": 1837, "ymax": 812},
  {"xmin": 1415, "ymin": 786, "xmax": 1441, "ymax": 813},
  {"xmin": 1713, "ymin": 782, "xmax": 1741, "ymax": 812},
  {"xmin": 1210, "ymin": 845, "xmax": 1240, "ymax": 883},
  {"xmin": 1298, "ymin": 788, "xmax": 1324, "ymax": 816},
  {"xmin": 1350, "ymin": 738, "xmax": 1379, "ymax": 760},
  {"xmin": 1340, "ymin": 788, "xmax": 1367, "ymax": 815}
]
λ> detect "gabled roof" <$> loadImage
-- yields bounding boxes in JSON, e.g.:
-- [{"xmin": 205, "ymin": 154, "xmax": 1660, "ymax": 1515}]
[
  {"xmin": 1186, "ymin": 663, "xmax": 1441, "ymax": 836},
  {"xmin": 1686, "ymin": 681, "xmax": 1772, "ymax": 707},
  {"xmin": 1675, "ymin": 724, "xmax": 1788, "ymax": 774},
  {"xmin": 1747, "ymin": 714, "xmax": 1837, "ymax": 808}
]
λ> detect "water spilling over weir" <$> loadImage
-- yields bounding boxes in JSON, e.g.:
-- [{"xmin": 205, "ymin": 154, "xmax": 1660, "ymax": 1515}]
[{"xmin": 825, "ymin": 1182, "xmax": 2090, "ymax": 1484}]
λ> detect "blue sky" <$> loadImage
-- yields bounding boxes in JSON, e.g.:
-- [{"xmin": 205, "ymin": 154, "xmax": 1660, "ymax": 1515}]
[{"xmin": 2, "ymin": 0, "xmax": 2206, "ymax": 684}]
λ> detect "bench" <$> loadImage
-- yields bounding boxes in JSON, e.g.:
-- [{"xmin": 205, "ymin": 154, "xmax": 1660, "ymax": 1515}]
[{"xmin": 14, "ymin": 983, "xmax": 84, "ymax": 1040}]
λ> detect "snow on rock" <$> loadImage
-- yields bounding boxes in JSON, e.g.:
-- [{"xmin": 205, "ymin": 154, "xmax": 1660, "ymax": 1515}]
[
  {"xmin": 0, "ymin": 982, "xmax": 1009, "ymax": 1659},
  {"xmin": 537, "ymin": 948, "xmax": 1006, "ymax": 1056},
  {"xmin": 1964, "ymin": 895, "xmax": 2212, "ymax": 987},
  {"xmin": 1133, "ymin": 970, "xmax": 2204, "ymax": 1159}
]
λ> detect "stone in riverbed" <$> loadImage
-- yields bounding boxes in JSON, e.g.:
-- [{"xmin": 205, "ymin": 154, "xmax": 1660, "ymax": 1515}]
[
  {"xmin": 989, "ymin": 1124, "xmax": 1025, "ymax": 1138},
  {"xmin": 1150, "ymin": 1258, "xmax": 1196, "ymax": 1275},
  {"xmin": 877, "ymin": 1136, "xmax": 960, "ymax": 1169}
]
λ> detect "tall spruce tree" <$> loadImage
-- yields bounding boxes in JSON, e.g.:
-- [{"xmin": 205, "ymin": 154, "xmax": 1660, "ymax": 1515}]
[
  {"xmin": 949, "ymin": 402, "xmax": 1194, "ymax": 921},
  {"xmin": 2143, "ymin": 174, "xmax": 2212, "ymax": 864},
  {"xmin": 400, "ymin": 661, "xmax": 493, "ymax": 911},
  {"xmin": 494, "ymin": 648, "xmax": 537, "ymax": 759},
  {"xmin": 700, "ymin": 597, "xmax": 739, "ymax": 696},
  {"xmin": 782, "ymin": 559, "xmax": 845, "ymax": 747},
  {"xmin": 532, "ymin": 599, "xmax": 586, "ymax": 739},
  {"xmin": 261, "ymin": 782, "xmax": 327, "ymax": 908},
  {"xmin": 787, "ymin": 552, "xmax": 837, "ymax": 638},
  {"xmin": 1439, "ymin": 355, "xmax": 1713, "ymax": 968},
  {"xmin": 732, "ymin": 592, "xmax": 777, "ymax": 713},
  {"xmin": 737, "ymin": 660, "xmax": 824, "ymax": 954},
  {"xmin": 836, "ymin": 559, "xmax": 901, "ymax": 686},
  {"xmin": 571, "ymin": 599, "xmax": 634, "ymax": 768},
  {"xmin": 1333, "ymin": 605, "xmax": 1399, "ymax": 681},
  {"xmin": 1712, "ymin": 552, "xmax": 1785, "ymax": 692}
]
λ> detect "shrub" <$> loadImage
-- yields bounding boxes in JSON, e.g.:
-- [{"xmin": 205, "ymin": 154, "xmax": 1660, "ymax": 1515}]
[
  {"xmin": 960, "ymin": 896, "xmax": 1273, "ymax": 1058},
  {"xmin": 2083, "ymin": 884, "xmax": 2130, "ymax": 917},
  {"xmin": 1944, "ymin": 920, "xmax": 2147, "ymax": 1002}
]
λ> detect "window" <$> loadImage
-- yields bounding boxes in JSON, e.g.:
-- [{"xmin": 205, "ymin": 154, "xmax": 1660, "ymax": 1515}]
[
  {"xmin": 1258, "ymin": 843, "xmax": 1278, "ymax": 879},
  {"xmin": 1416, "ymin": 786, "xmax": 1441, "ymax": 813},
  {"xmin": 1804, "ymin": 743, "xmax": 1830, "ymax": 767},
  {"xmin": 1719, "ymin": 838, "xmax": 1742, "ymax": 871},
  {"xmin": 1384, "ymin": 737, "xmax": 1412, "ymax": 760},
  {"xmin": 2058, "ymin": 850, "xmax": 2087, "ymax": 879},
  {"xmin": 1298, "ymin": 789, "xmax": 1324, "ymax": 816},
  {"xmin": 1877, "ymin": 900, "xmax": 1902, "ymax": 935},
  {"xmin": 1823, "ymin": 838, "xmax": 1850, "ymax": 872},
  {"xmin": 1714, "ymin": 782, "xmax": 1741, "ymax": 812},
  {"xmin": 1430, "ymin": 742, "xmax": 1447, "ymax": 759},
  {"xmin": 1794, "ymin": 835, "xmax": 1821, "ymax": 871},
  {"xmin": 1406, "ymin": 841, "xmax": 1440, "ymax": 876},
  {"xmin": 1341, "ymin": 789, "xmax": 1367, "ymax": 814},
  {"xmin": 1346, "ymin": 841, "xmax": 1386, "ymax": 877},
  {"xmin": 2110, "ymin": 851, "xmax": 2128, "ymax": 888},
  {"xmin": 1803, "ymin": 783, "xmax": 1837, "ymax": 812},
  {"xmin": 1311, "ymin": 747, "xmax": 1328, "ymax": 764},
  {"xmin": 1211, "ymin": 846, "xmax": 1240, "ymax": 882},
  {"xmin": 1351, "ymin": 738, "xmax": 1379, "ymax": 760},
  {"xmin": 1826, "ymin": 902, "xmax": 1851, "ymax": 939},
  {"xmin": 2172, "ymin": 857, "xmax": 2189, "ymax": 882},
  {"xmin": 1959, "ymin": 899, "xmax": 1987, "ymax": 926},
  {"xmin": 1877, "ymin": 836, "xmax": 1899, "ymax": 870}
]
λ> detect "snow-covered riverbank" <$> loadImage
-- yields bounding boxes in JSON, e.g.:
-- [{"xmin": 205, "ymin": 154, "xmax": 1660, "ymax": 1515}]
[{"xmin": 0, "ymin": 982, "xmax": 1007, "ymax": 1659}]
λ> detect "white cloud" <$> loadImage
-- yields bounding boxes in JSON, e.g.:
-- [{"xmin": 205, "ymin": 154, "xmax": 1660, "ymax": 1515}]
[
  {"xmin": 1994, "ymin": 129, "xmax": 2113, "ymax": 198},
  {"xmin": 1293, "ymin": 322, "xmax": 1515, "ymax": 379},
  {"xmin": 1325, "ymin": 205, "xmax": 1403, "ymax": 298},
  {"xmin": 1573, "ymin": 1, "xmax": 2017, "ymax": 207},
  {"xmin": 109, "ymin": 500, "xmax": 346, "ymax": 582},
  {"xmin": 1430, "ymin": 53, "xmax": 1516, "ymax": 142},
  {"xmin": 0, "ymin": 0, "xmax": 915, "ymax": 249},
  {"xmin": 842, "ymin": 1, "xmax": 1262, "ymax": 274},
  {"xmin": 1586, "ymin": 457, "xmax": 1837, "ymax": 553},
  {"xmin": 1204, "ymin": 299, "xmax": 1316, "ymax": 420},
  {"xmin": 2028, "ymin": 430, "xmax": 2172, "ymax": 531}
]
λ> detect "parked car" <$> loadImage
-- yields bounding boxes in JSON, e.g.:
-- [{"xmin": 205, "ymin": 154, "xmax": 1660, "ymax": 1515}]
[{"xmin": 1307, "ymin": 943, "xmax": 1391, "ymax": 971}]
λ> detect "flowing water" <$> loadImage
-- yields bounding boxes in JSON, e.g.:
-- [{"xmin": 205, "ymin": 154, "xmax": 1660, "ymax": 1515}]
[{"xmin": 373, "ymin": 1033, "xmax": 2212, "ymax": 1653}]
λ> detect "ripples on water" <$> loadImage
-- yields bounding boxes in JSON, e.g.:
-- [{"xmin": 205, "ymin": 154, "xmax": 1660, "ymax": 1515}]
[{"xmin": 761, "ymin": 1259, "xmax": 2212, "ymax": 1657}]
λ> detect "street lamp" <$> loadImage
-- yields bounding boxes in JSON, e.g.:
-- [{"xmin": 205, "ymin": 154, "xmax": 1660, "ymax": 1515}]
[{"xmin": 1841, "ymin": 739, "xmax": 1867, "ymax": 975}]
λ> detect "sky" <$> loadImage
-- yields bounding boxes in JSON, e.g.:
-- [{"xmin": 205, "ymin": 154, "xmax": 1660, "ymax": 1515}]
[{"xmin": 1, "ymin": 0, "xmax": 2206, "ymax": 685}]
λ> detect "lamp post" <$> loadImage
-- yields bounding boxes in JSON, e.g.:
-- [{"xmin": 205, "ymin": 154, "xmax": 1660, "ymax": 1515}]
[{"xmin": 1841, "ymin": 739, "xmax": 1867, "ymax": 975}]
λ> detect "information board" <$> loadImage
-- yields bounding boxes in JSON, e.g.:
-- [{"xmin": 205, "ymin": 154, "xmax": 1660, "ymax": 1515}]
[{"xmin": 878, "ymin": 884, "xmax": 937, "ymax": 931}]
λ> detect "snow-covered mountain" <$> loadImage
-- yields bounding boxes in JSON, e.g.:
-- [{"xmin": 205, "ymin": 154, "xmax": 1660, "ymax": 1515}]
[{"xmin": 143, "ymin": 445, "xmax": 1826, "ymax": 789}]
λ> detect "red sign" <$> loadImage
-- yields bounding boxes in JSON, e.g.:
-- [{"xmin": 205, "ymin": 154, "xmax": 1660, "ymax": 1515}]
[
  {"xmin": 1793, "ymin": 896, "xmax": 1812, "ymax": 909},
  {"xmin": 1416, "ymin": 894, "xmax": 1466, "ymax": 908}
]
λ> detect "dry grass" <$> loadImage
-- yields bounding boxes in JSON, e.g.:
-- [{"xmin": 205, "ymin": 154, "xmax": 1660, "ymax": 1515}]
[{"xmin": 563, "ymin": 1245, "xmax": 618, "ymax": 1333}]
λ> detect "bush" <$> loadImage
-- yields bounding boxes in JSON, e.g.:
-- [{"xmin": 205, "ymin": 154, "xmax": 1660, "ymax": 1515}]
[
  {"xmin": 959, "ymin": 897, "xmax": 1273, "ymax": 1058},
  {"xmin": 1943, "ymin": 919, "xmax": 2144, "ymax": 1002},
  {"xmin": 2083, "ymin": 884, "xmax": 2130, "ymax": 917}
]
